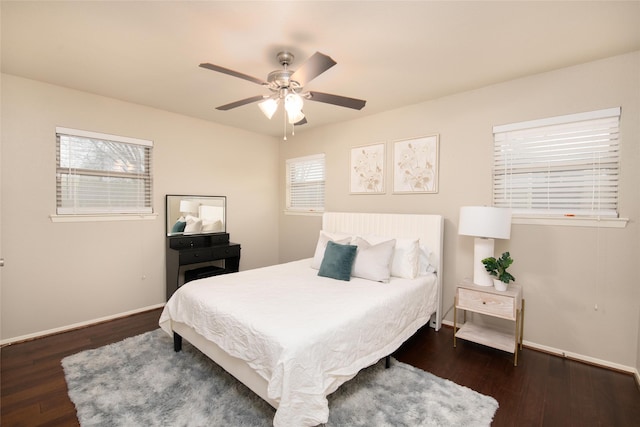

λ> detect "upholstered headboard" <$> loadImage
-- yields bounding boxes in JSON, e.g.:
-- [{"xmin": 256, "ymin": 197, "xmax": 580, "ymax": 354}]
[{"xmin": 322, "ymin": 212, "xmax": 444, "ymax": 330}]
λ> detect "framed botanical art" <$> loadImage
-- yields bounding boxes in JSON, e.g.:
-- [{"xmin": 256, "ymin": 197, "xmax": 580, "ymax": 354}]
[
  {"xmin": 393, "ymin": 134, "xmax": 439, "ymax": 194},
  {"xmin": 350, "ymin": 142, "xmax": 385, "ymax": 194}
]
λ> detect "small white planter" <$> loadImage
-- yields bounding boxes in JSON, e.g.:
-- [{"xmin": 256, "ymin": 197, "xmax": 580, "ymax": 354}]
[{"xmin": 493, "ymin": 279, "xmax": 508, "ymax": 291}]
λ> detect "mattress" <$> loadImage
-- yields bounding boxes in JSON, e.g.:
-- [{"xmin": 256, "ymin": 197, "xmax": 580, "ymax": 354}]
[{"xmin": 159, "ymin": 258, "xmax": 438, "ymax": 426}]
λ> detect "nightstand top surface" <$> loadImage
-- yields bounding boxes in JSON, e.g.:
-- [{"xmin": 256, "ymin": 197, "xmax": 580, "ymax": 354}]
[{"xmin": 458, "ymin": 279, "xmax": 523, "ymax": 298}]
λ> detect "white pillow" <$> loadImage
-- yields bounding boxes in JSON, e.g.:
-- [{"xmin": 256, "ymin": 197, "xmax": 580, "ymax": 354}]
[
  {"xmin": 202, "ymin": 219, "xmax": 223, "ymax": 232},
  {"xmin": 311, "ymin": 231, "xmax": 353, "ymax": 269},
  {"xmin": 363, "ymin": 235, "xmax": 420, "ymax": 279},
  {"xmin": 351, "ymin": 237, "xmax": 396, "ymax": 282},
  {"xmin": 391, "ymin": 238, "xmax": 420, "ymax": 278},
  {"xmin": 183, "ymin": 215, "xmax": 203, "ymax": 234},
  {"xmin": 419, "ymin": 244, "xmax": 437, "ymax": 275}
]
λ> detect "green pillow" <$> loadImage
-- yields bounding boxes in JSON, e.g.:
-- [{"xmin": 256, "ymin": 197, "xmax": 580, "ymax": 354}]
[
  {"xmin": 171, "ymin": 220, "xmax": 186, "ymax": 233},
  {"xmin": 318, "ymin": 240, "xmax": 357, "ymax": 281}
]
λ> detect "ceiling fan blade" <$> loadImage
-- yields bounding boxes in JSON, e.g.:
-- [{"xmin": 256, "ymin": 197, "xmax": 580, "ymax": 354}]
[
  {"xmin": 199, "ymin": 63, "xmax": 268, "ymax": 86},
  {"xmin": 290, "ymin": 52, "xmax": 337, "ymax": 86},
  {"xmin": 294, "ymin": 116, "xmax": 308, "ymax": 126},
  {"xmin": 216, "ymin": 95, "xmax": 265, "ymax": 111},
  {"xmin": 307, "ymin": 91, "xmax": 366, "ymax": 110}
]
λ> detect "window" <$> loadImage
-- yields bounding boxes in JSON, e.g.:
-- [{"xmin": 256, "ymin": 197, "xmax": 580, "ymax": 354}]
[
  {"xmin": 286, "ymin": 154, "xmax": 325, "ymax": 213},
  {"xmin": 492, "ymin": 107, "xmax": 620, "ymax": 218},
  {"xmin": 56, "ymin": 127, "xmax": 153, "ymax": 215}
]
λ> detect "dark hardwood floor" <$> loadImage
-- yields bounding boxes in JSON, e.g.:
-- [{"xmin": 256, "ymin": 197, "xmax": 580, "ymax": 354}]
[
  {"xmin": 1, "ymin": 308, "xmax": 638, "ymax": 426},
  {"xmin": 394, "ymin": 326, "xmax": 640, "ymax": 426}
]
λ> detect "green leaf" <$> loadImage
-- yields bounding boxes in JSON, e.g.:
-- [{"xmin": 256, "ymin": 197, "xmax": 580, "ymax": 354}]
[{"xmin": 482, "ymin": 252, "xmax": 515, "ymax": 283}]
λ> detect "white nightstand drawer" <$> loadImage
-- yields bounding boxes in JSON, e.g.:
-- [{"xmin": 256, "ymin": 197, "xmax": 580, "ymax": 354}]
[{"xmin": 457, "ymin": 287, "xmax": 516, "ymax": 320}]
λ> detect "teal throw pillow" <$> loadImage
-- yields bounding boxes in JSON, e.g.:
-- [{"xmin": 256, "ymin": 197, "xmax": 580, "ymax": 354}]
[
  {"xmin": 318, "ymin": 240, "xmax": 357, "ymax": 281},
  {"xmin": 171, "ymin": 220, "xmax": 186, "ymax": 233}
]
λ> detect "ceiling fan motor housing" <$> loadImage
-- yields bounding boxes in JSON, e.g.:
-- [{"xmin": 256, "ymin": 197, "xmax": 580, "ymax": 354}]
[
  {"xmin": 267, "ymin": 69, "xmax": 300, "ymax": 91},
  {"xmin": 266, "ymin": 52, "xmax": 302, "ymax": 92}
]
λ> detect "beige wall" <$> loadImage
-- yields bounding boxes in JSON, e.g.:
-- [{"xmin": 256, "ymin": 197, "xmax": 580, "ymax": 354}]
[
  {"xmin": 279, "ymin": 52, "xmax": 640, "ymax": 369},
  {"xmin": 0, "ymin": 74, "xmax": 280, "ymax": 341},
  {"xmin": 1, "ymin": 51, "xmax": 638, "ymax": 371}
]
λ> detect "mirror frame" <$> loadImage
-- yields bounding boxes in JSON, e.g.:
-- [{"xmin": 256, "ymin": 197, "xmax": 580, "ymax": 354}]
[{"xmin": 165, "ymin": 194, "xmax": 226, "ymax": 237}]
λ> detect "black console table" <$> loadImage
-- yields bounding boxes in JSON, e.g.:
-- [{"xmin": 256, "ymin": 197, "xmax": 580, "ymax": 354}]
[{"xmin": 166, "ymin": 233, "xmax": 240, "ymax": 300}]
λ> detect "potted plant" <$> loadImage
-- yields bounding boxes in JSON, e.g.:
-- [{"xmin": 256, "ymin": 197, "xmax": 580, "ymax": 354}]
[{"xmin": 481, "ymin": 252, "xmax": 515, "ymax": 291}]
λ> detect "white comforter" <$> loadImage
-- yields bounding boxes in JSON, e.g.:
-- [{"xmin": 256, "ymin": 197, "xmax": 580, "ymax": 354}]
[{"xmin": 159, "ymin": 258, "xmax": 437, "ymax": 427}]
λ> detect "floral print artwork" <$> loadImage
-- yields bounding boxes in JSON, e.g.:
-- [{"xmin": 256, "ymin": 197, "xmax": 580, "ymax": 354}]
[
  {"xmin": 350, "ymin": 143, "xmax": 385, "ymax": 193},
  {"xmin": 393, "ymin": 135, "xmax": 439, "ymax": 193}
]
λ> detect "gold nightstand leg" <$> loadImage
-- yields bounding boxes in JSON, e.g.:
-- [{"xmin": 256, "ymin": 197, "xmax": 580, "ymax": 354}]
[
  {"xmin": 520, "ymin": 298, "xmax": 525, "ymax": 350},
  {"xmin": 514, "ymin": 309, "xmax": 520, "ymax": 366},
  {"xmin": 453, "ymin": 297, "xmax": 457, "ymax": 348}
]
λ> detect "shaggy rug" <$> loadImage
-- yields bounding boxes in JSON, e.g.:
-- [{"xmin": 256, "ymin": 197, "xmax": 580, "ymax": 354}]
[{"xmin": 62, "ymin": 329, "xmax": 498, "ymax": 426}]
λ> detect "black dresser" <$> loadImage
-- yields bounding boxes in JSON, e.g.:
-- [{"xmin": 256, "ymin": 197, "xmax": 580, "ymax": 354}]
[{"xmin": 165, "ymin": 232, "xmax": 240, "ymax": 300}]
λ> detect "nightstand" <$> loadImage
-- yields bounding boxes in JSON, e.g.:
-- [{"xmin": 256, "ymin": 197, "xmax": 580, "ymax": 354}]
[{"xmin": 453, "ymin": 280, "xmax": 524, "ymax": 366}]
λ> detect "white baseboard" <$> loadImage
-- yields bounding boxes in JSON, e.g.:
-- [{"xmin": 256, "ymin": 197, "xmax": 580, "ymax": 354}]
[
  {"xmin": 0, "ymin": 303, "xmax": 165, "ymax": 346},
  {"xmin": 442, "ymin": 319, "xmax": 638, "ymax": 377}
]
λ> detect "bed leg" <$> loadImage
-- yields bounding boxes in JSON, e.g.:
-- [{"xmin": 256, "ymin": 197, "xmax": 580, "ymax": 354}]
[
  {"xmin": 173, "ymin": 332, "xmax": 182, "ymax": 352},
  {"xmin": 385, "ymin": 355, "xmax": 391, "ymax": 369}
]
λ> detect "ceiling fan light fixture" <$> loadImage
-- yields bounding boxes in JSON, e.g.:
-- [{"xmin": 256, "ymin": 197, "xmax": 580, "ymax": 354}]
[
  {"xmin": 284, "ymin": 93, "xmax": 304, "ymax": 116},
  {"xmin": 287, "ymin": 110, "xmax": 305, "ymax": 124},
  {"xmin": 258, "ymin": 98, "xmax": 279, "ymax": 119},
  {"xmin": 201, "ymin": 50, "xmax": 366, "ymax": 140}
]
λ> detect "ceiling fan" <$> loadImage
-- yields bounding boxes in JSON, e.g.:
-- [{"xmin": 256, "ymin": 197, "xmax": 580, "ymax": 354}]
[{"xmin": 199, "ymin": 51, "xmax": 367, "ymax": 139}]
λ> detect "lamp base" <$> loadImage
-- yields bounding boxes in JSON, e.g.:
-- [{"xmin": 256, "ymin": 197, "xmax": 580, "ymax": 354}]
[{"xmin": 473, "ymin": 237, "xmax": 494, "ymax": 286}]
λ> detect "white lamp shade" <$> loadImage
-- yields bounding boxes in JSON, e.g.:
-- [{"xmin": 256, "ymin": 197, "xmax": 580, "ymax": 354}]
[
  {"xmin": 179, "ymin": 200, "xmax": 198, "ymax": 214},
  {"xmin": 458, "ymin": 206, "xmax": 512, "ymax": 239}
]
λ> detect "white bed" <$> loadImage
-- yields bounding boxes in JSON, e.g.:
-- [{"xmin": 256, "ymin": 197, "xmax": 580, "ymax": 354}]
[{"xmin": 159, "ymin": 212, "xmax": 444, "ymax": 426}]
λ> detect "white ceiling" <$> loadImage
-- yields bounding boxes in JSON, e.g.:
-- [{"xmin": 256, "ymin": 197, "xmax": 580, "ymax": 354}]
[{"xmin": 2, "ymin": 1, "xmax": 639, "ymax": 138}]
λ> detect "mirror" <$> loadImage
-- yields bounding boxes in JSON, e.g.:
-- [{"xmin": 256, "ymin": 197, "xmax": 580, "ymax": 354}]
[{"xmin": 166, "ymin": 195, "xmax": 226, "ymax": 236}]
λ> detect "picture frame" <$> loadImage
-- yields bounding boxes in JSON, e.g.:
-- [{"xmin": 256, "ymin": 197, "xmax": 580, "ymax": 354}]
[
  {"xmin": 350, "ymin": 142, "xmax": 385, "ymax": 194},
  {"xmin": 392, "ymin": 134, "xmax": 439, "ymax": 194}
]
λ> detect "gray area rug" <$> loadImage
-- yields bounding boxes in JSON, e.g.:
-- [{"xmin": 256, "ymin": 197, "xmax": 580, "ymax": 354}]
[{"xmin": 62, "ymin": 329, "xmax": 498, "ymax": 426}]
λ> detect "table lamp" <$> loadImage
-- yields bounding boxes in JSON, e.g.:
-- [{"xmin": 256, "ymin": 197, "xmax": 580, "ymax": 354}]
[
  {"xmin": 179, "ymin": 200, "xmax": 198, "ymax": 217},
  {"xmin": 458, "ymin": 206, "xmax": 512, "ymax": 286}
]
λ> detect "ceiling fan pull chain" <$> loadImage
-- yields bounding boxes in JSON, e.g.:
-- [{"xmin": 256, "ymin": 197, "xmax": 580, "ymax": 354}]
[{"xmin": 283, "ymin": 108, "xmax": 287, "ymax": 141}]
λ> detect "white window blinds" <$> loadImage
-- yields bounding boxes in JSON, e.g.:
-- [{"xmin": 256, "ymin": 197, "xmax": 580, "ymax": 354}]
[
  {"xmin": 492, "ymin": 107, "xmax": 620, "ymax": 218},
  {"xmin": 286, "ymin": 154, "xmax": 325, "ymax": 212},
  {"xmin": 56, "ymin": 127, "xmax": 153, "ymax": 215}
]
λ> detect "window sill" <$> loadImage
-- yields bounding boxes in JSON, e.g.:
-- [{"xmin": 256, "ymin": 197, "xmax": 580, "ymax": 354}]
[
  {"xmin": 50, "ymin": 213, "xmax": 158, "ymax": 223},
  {"xmin": 284, "ymin": 210, "xmax": 324, "ymax": 217},
  {"xmin": 512, "ymin": 216, "xmax": 628, "ymax": 228}
]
